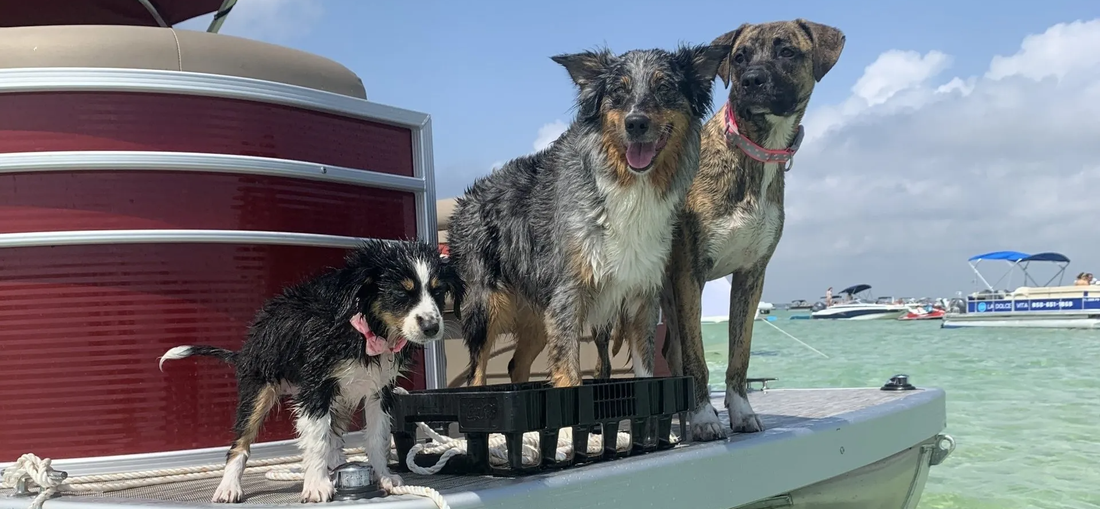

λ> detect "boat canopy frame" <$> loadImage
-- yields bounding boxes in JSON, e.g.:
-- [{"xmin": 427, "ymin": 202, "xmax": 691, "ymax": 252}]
[
  {"xmin": 836, "ymin": 283, "xmax": 874, "ymax": 301},
  {"xmin": 966, "ymin": 250, "xmax": 1071, "ymax": 291}
]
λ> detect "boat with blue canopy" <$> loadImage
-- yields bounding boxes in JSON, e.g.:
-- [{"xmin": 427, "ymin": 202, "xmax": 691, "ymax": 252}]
[{"xmin": 941, "ymin": 250, "xmax": 1100, "ymax": 329}]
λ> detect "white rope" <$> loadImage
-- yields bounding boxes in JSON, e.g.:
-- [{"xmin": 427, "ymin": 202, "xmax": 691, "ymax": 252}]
[
  {"xmin": 1, "ymin": 447, "xmax": 448, "ymax": 509},
  {"xmin": 401, "ymin": 420, "xmax": 640, "ymax": 475}
]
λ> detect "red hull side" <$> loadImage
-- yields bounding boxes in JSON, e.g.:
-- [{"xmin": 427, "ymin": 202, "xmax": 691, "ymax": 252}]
[
  {"xmin": 0, "ymin": 171, "xmax": 417, "ymax": 236},
  {"xmin": 0, "ymin": 92, "xmax": 414, "ymax": 177},
  {"xmin": 0, "ymin": 244, "xmax": 426, "ymax": 460},
  {"xmin": 0, "ymin": 90, "xmax": 429, "ymax": 459}
]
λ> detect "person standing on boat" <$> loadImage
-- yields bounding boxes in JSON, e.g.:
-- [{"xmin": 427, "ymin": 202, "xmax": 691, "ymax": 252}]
[{"xmin": 825, "ymin": 287, "xmax": 833, "ymax": 306}]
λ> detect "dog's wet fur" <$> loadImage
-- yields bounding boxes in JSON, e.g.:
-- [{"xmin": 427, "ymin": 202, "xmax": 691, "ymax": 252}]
[
  {"xmin": 449, "ymin": 44, "xmax": 728, "ymax": 388},
  {"xmin": 158, "ymin": 239, "xmax": 463, "ymax": 503},
  {"xmin": 653, "ymin": 19, "xmax": 846, "ymax": 440}
]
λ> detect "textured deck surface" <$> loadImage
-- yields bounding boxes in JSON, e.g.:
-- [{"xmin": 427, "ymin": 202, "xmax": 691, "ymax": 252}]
[{"xmin": 1, "ymin": 388, "xmax": 923, "ymax": 506}]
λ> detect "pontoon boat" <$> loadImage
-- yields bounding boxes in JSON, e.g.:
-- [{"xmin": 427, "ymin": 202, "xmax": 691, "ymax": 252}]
[
  {"xmin": 942, "ymin": 250, "xmax": 1100, "ymax": 329},
  {"xmin": 0, "ymin": 3, "xmax": 954, "ymax": 508}
]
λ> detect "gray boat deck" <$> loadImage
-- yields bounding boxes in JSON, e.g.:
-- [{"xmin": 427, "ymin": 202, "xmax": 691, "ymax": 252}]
[{"xmin": 0, "ymin": 387, "xmax": 946, "ymax": 509}]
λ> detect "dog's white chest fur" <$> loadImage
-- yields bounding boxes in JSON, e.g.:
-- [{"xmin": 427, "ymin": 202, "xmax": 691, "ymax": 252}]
[
  {"xmin": 583, "ymin": 178, "xmax": 677, "ymax": 325},
  {"xmin": 706, "ymin": 191, "xmax": 782, "ymax": 279},
  {"xmin": 330, "ymin": 357, "xmax": 401, "ymax": 405}
]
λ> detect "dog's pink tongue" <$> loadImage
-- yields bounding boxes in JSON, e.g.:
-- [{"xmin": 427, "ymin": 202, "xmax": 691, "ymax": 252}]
[{"xmin": 626, "ymin": 142, "xmax": 657, "ymax": 169}]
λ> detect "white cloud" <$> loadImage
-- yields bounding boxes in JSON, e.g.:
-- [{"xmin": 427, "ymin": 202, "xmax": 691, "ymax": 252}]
[
  {"xmin": 533, "ymin": 120, "xmax": 569, "ymax": 152},
  {"xmin": 986, "ymin": 19, "xmax": 1100, "ymax": 81},
  {"xmin": 852, "ymin": 49, "xmax": 953, "ymax": 106},
  {"xmin": 173, "ymin": 0, "xmax": 323, "ymax": 43},
  {"xmin": 770, "ymin": 18, "xmax": 1100, "ymax": 301}
]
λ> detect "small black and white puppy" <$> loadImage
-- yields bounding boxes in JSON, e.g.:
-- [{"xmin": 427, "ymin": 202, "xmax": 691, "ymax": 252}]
[{"xmin": 158, "ymin": 239, "xmax": 463, "ymax": 504}]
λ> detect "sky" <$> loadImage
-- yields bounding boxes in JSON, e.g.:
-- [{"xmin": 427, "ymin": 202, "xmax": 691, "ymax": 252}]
[{"xmin": 178, "ymin": 0, "xmax": 1100, "ymax": 303}]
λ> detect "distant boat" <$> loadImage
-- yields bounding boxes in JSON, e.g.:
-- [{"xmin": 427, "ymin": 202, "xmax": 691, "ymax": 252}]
[
  {"xmin": 810, "ymin": 284, "xmax": 908, "ymax": 320},
  {"xmin": 787, "ymin": 299, "xmax": 814, "ymax": 310},
  {"xmin": 898, "ymin": 305, "xmax": 946, "ymax": 321}
]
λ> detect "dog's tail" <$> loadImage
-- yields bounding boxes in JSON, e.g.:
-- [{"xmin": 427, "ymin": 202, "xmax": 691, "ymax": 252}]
[
  {"xmin": 461, "ymin": 285, "xmax": 493, "ymax": 385},
  {"xmin": 610, "ymin": 330, "xmax": 625, "ymax": 357},
  {"xmin": 158, "ymin": 345, "xmax": 238, "ymax": 371}
]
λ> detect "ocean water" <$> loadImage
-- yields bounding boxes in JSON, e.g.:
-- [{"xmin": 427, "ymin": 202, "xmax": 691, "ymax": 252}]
[{"xmin": 701, "ymin": 311, "xmax": 1100, "ymax": 509}]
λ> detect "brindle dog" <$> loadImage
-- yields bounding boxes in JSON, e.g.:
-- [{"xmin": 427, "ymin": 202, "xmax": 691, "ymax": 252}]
[{"xmin": 658, "ymin": 19, "xmax": 846, "ymax": 440}]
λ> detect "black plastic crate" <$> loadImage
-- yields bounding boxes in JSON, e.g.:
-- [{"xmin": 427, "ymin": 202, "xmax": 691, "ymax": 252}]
[{"xmin": 390, "ymin": 376, "xmax": 693, "ymax": 476}]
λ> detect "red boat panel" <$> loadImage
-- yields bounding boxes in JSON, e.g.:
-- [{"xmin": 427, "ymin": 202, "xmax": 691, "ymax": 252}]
[
  {"xmin": 0, "ymin": 171, "xmax": 417, "ymax": 236},
  {"xmin": 0, "ymin": 92, "xmax": 415, "ymax": 177},
  {"xmin": 0, "ymin": 244, "xmax": 426, "ymax": 460}
]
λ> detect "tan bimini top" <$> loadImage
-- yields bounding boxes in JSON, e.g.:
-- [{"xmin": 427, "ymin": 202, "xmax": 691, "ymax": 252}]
[{"xmin": 0, "ymin": 24, "xmax": 366, "ymax": 99}]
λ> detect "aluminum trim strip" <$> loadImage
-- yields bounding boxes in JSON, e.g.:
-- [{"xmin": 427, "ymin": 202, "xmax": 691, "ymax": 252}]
[
  {"xmin": 0, "ymin": 151, "xmax": 426, "ymax": 192},
  {"xmin": 413, "ymin": 116, "xmax": 447, "ymax": 390},
  {"xmin": 0, "ymin": 68, "xmax": 429, "ymax": 129},
  {"xmin": 0, "ymin": 229, "xmax": 378, "ymax": 249}
]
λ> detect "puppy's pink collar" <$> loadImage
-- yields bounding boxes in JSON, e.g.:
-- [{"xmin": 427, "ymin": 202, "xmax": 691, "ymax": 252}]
[
  {"xmin": 350, "ymin": 313, "xmax": 407, "ymax": 356},
  {"xmin": 724, "ymin": 102, "xmax": 804, "ymax": 171}
]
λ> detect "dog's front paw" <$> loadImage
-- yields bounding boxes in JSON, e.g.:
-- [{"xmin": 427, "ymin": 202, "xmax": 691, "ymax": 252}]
[
  {"xmin": 377, "ymin": 473, "xmax": 403, "ymax": 492},
  {"xmin": 725, "ymin": 388, "xmax": 763, "ymax": 433},
  {"xmin": 211, "ymin": 482, "xmax": 243, "ymax": 504},
  {"xmin": 689, "ymin": 402, "xmax": 726, "ymax": 441},
  {"xmin": 298, "ymin": 477, "xmax": 335, "ymax": 503}
]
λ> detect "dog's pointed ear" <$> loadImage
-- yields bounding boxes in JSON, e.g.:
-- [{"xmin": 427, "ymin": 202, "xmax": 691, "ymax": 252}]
[
  {"xmin": 796, "ymin": 19, "xmax": 846, "ymax": 82},
  {"xmin": 711, "ymin": 24, "xmax": 749, "ymax": 89},
  {"xmin": 438, "ymin": 256, "xmax": 466, "ymax": 321},
  {"xmin": 551, "ymin": 49, "xmax": 613, "ymax": 88},
  {"xmin": 552, "ymin": 49, "xmax": 614, "ymax": 121}
]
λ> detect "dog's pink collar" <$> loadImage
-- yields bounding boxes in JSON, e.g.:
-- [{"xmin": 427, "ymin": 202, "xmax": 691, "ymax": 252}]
[
  {"xmin": 350, "ymin": 313, "xmax": 408, "ymax": 356},
  {"xmin": 724, "ymin": 103, "xmax": 804, "ymax": 171}
]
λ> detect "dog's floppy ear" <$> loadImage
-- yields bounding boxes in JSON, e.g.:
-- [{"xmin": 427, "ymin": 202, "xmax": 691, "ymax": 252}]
[
  {"xmin": 711, "ymin": 24, "xmax": 749, "ymax": 89},
  {"xmin": 438, "ymin": 256, "xmax": 466, "ymax": 321},
  {"xmin": 673, "ymin": 43, "xmax": 732, "ymax": 118},
  {"xmin": 344, "ymin": 241, "xmax": 385, "ymax": 313},
  {"xmin": 348, "ymin": 272, "xmax": 379, "ymax": 317},
  {"xmin": 796, "ymin": 19, "xmax": 846, "ymax": 82}
]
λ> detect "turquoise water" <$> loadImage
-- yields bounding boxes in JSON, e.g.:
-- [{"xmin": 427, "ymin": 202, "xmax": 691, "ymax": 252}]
[{"xmin": 701, "ymin": 312, "xmax": 1100, "ymax": 509}]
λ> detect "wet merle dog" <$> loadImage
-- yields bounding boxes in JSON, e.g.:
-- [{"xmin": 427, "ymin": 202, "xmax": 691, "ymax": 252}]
[{"xmin": 448, "ymin": 44, "xmax": 728, "ymax": 389}]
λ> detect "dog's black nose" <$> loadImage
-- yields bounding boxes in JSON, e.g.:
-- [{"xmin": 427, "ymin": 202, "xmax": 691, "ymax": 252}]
[
  {"xmin": 741, "ymin": 68, "xmax": 768, "ymax": 90},
  {"xmin": 624, "ymin": 114, "xmax": 650, "ymax": 136},
  {"xmin": 417, "ymin": 315, "xmax": 440, "ymax": 337}
]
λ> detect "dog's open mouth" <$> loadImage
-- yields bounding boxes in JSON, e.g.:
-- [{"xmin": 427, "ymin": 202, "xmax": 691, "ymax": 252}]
[{"xmin": 625, "ymin": 128, "xmax": 671, "ymax": 172}]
